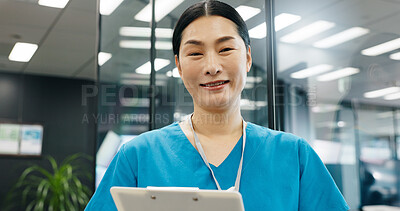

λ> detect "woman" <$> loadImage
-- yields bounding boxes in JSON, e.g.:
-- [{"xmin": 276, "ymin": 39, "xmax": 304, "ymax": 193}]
[{"xmin": 86, "ymin": 1, "xmax": 349, "ymax": 210}]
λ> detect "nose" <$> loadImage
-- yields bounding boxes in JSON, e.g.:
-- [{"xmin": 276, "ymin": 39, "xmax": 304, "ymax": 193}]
[{"xmin": 204, "ymin": 53, "xmax": 222, "ymax": 76}]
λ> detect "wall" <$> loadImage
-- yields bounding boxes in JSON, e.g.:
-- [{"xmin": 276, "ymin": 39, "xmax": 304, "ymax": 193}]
[{"xmin": 0, "ymin": 71, "xmax": 96, "ymax": 209}]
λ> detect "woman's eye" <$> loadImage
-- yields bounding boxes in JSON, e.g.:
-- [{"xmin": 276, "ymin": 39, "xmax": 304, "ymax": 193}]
[
  {"xmin": 220, "ymin": 48, "xmax": 233, "ymax": 53},
  {"xmin": 189, "ymin": 52, "xmax": 202, "ymax": 56}
]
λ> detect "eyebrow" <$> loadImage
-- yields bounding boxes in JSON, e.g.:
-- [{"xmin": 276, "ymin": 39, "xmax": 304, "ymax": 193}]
[{"xmin": 183, "ymin": 36, "xmax": 236, "ymax": 46}]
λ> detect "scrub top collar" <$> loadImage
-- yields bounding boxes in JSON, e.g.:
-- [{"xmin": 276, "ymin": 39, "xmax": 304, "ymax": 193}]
[{"xmin": 188, "ymin": 113, "xmax": 246, "ymax": 191}]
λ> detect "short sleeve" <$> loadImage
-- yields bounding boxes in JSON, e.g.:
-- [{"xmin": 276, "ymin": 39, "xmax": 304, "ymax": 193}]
[
  {"xmin": 85, "ymin": 144, "xmax": 137, "ymax": 211},
  {"xmin": 298, "ymin": 139, "xmax": 349, "ymax": 211}
]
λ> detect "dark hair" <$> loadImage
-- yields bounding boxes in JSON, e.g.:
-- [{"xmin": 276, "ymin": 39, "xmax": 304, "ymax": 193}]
[{"xmin": 172, "ymin": 0, "xmax": 250, "ymax": 58}]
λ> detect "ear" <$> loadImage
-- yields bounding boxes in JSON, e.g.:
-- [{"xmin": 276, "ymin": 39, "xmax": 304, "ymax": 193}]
[
  {"xmin": 246, "ymin": 46, "xmax": 252, "ymax": 73},
  {"xmin": 175, "ymin": 55, "xmax": 183, "ymax": 77}
]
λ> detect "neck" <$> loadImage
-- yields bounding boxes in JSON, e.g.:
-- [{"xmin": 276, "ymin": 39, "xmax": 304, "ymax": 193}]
[{"xmin": 191, "ymin": 102, "xmax": 243, "ymax": 137}]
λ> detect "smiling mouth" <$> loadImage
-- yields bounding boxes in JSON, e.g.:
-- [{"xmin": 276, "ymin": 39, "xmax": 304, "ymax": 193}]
[{"xmin": 200, "ymin": 80, "xmax": 230, "ymax": 87}]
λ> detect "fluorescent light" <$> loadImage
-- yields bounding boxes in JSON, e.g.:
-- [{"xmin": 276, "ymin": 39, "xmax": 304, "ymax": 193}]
[
  {"xmin": 311, "ymin": 104, "xmax": 339, "ymax": 113},
  {"xmin": 275, "ymin": 13, "xmax": 301, "ymax": 31},
  {"xmin": 364, "ymin": 87, "xmax": 400, "ymax": 98},
  {"xmin": 317, "ymin": 67, "xmax": 360, "ymax": 81},
  {"xmin": 120, "ymin": 73, "xmax": 150, "ymax": 79},
  {"xmin": 38, "ymin": 0, "xmax": 69, "ymax": 8},
  {"xmin": 120, "ymin": 79, "xmax": 149, "ymax": 86},
  {"xmin": 280, "ymin": 20, "xmax": 335, "ymax": 43},
  {"xmin": 290, "ymin": 64, "xmax": 334, "ymax": 79},
  {"xmin": 384, "ymin": 92, "xmax": 400, "ymax": 100},
  {"xmin": 135, "ymin": 58, "xmax": 171, "ymax": 74},
  {"xmin": 100, "ymin": 0, "xmax": 123, "ymax": 15},
  {"xmin": 246, "ymin": 76, "xmax": 263, "ymax": 83},
  {"xmin": 120, "ymin": 27, "xmax": 150, "ymax": 37},
  {"xmin": 361, "ymin": 38, "xmax": 400, "ymax": 56},
  {"xmin": 249, "ymin": 22, "xmax": 266, "ymax": 39},
  {"xmin": 244, "ymin": 83, "xmax": 254, "ymax": 89},
  {"xmin": 8, "ymin": 42, "xmax": 38, "ymax": 62},
  {"xmin": 98, "ymin": 52, "xmax": 112, "ymax": 66},
  {"xmin": 337, "ymin": 121, "xmax": 346, "ymax": 128},
  {"xmin": 313, "ymin": 27, "xmax": 369, "ymax": 48},
  {"xmin": 249, "ymin": 13, "xmax": 301, "ymax": 39},
  {"xmin": 153, "ymin": 41, "xmax": 172, "ymax": 50},
  {"xmin": 135, "ymin": 0, "xmax": 184, "ymax": 22},
  {"xmin": 119, "ymin": 40, "xmax": 172, "ymax": 50},
  {"xmin": 235, "ymin": 6, "xmax": 261, "ymax": 21},
  {"xmin": 389, "ymin": 52, "xmax": 400, "ymax": 60},
  {"xmin": 119, "ymin": 27, "xmax": 173, "ymax": 38},
  {"xmin": 120, "ymin": 40, "xmax": 150, "ymax": 49},
  {"xmin": 166, "ymin": 68, "xmax": 180, "ymax": 78}
]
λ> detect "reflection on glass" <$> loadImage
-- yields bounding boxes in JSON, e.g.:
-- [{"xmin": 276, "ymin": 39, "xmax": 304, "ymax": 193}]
[
  {"xmin": 96, "ymin": 0, "xmax": 400, "ymax": 207},
  {"xmin": 276, "ymin": 0, "xmax": 400, "ymax": 208}
]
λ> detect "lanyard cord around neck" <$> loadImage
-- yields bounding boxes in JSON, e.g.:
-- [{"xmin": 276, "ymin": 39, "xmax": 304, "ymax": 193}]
[{"xmin": 188, "ymin": 114, "xmax": 246, "ymax": 191}]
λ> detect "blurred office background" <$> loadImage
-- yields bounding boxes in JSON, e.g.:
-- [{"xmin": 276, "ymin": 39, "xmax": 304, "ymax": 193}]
[
  {"xmin": 0, "ymin": 0, "xmax": 399, "ymax": 210},
  {"xmin": 0, "ymin": 0, "xmax": 98, "ymax": 210}
]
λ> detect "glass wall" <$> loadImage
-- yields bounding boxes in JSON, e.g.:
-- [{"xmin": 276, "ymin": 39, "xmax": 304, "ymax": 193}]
[
  {"xmin": 96, "ymin": 0, "xmax": 269, "ymax": 186},
  {"xmin": 275, "ymin": 0, "xmax": 400, "ymax": 208},
  {"xmin": 96, "ymin": 0, "xmax": 400, "ymax": 209}
]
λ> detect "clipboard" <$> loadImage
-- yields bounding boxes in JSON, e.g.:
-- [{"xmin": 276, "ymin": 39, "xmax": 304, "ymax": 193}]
[{"xmin": 110, "ymin": 186, "xmax": 245, "ymax": 211}]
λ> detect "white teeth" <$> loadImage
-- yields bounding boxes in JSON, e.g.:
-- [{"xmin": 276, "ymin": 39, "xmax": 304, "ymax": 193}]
[{"xmin": 204, "ymin": 81, "xmax": 226, "ymax": 87}]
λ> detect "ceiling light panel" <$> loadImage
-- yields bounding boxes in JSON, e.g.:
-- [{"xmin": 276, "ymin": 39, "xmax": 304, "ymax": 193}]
[
  {"xmin": 98, "ymin": 52, "xmax": 112, "ymax": 66},
  {"xmin": 249, "ymin": 13, "xmax": 301, "ymax": 39},
  {"xmin": 249, "ymin": 22, "xmax": 266, "ymax": 39},
  {"xmin": 136, "ymin": 58, "xmax": 171, "ymax": 74},
  {"xmin": 120, "ymin": 40, "xmax": 150, "ymax": 49},
  {"xmin": 361, "ymin": 38, "xmax": 400, "ymax": 56},
  {"xmin": 38, "ymin": 0, "xmax": 69, "ymax": 8},
  {"xmin": 119, "ymin": 40, "xmax": 172, "ymax": 50},
  {"xmin": 364, "ymin": 87, "xmax": 400, "ymax": 98},
  {"xmin": 119, "ymin": 27, "xmax": 173, "ymax": 38},
  {"xmin": 313, "ymin": 27, "xmax": 370, "ymax": 48},
  {"xmin": 317, "ymin": 67, "xmax": 360, "ymax": 81},
  {"xmin": 235, "ymin": 6, "xmax": 261, "ymax": 21},
  {"xmin": 166, "ymin": 68, "xmax": 180, "ymax": 78},
  {"xmin": 275, "ymin": 13, "xmax": 301, "ymax": 31},
  {"xmin": 389, "ymin": 52, "xmax": 400, "ymax": 60},
  {"xmin": 8, "ymin": 42, "xmax": 38, "ymax": 62},
  {"xmin": 311, "ymin": 104, "xmax": 339, "ymax": 113},
  {"xmin": 384, "ymin": 92, "xmax": 400, "ymax": 100},
  {"xmin": 100, "ymin": 0, "xmax": 123, "ymax": 16},
  {"xmin": 280, "ymin": 21, "xmax": 335, "ymax": 43},
  {"xmin": 290, "ymin": 64, "xmax": 334, "ymax": 79},
  {"xmin": 135, "ymin": 0, "xmax": 184, "ymax": 22}
]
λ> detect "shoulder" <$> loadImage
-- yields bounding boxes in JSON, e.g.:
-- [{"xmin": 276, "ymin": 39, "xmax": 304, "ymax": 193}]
[{"xmin": 247, "ymin": 122, "xmax": 305, "ymax": 147}]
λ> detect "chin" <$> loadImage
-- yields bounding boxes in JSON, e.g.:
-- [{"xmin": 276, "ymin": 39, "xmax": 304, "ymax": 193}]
[
  {"xmin": 198, "ymin": 98, "xmax": 235, "ymax": 110},
  {"xmin": 194, "ymin": 91, "xmax": 241, "ymax": 110}
]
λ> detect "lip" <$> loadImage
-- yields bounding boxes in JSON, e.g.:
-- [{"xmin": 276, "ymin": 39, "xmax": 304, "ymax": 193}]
[{"xmin": 200, "ymin": 80, "xmax": 230, "ymax": 91}]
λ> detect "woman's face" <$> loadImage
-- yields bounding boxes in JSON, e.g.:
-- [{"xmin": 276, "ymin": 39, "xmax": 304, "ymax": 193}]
[{"xmin": 175, "ymin": 15, "xmax": 252, "ymax": 111}]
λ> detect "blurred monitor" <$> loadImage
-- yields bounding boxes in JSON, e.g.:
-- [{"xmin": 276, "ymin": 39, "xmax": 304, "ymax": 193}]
[{"xmin": 0, "ymin": 123, "xmax": 43, "ymax": 156}]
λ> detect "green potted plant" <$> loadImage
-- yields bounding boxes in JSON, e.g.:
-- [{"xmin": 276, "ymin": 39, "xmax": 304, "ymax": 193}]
[{"xmin": 3, "ymin": 153, "xmax": 93, "ymax": 211}]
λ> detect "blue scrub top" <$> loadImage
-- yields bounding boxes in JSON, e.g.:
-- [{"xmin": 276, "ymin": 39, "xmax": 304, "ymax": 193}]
[{"xmin": 85, "ymin": 122, "xmax": 349, "ymax": 211}]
